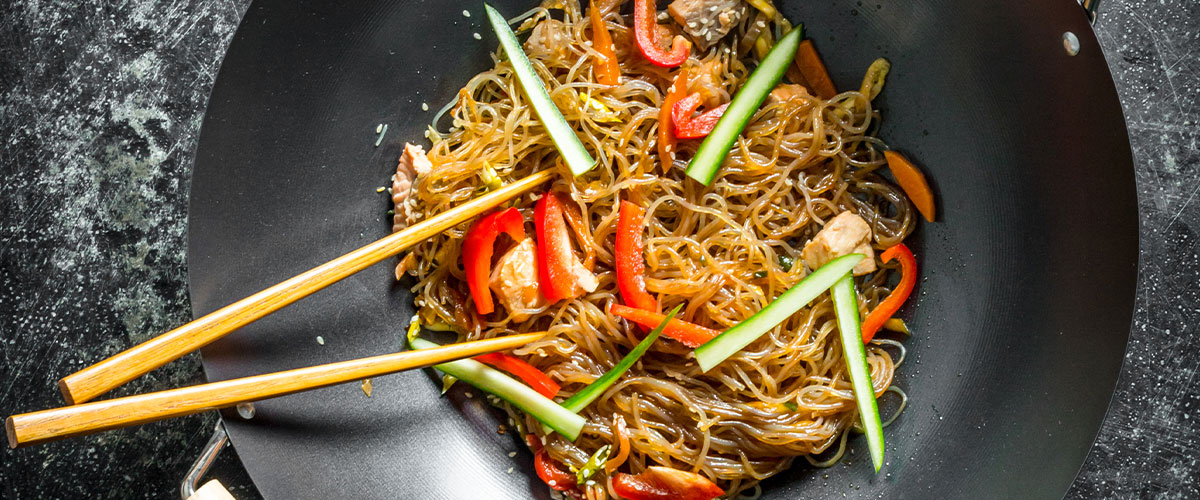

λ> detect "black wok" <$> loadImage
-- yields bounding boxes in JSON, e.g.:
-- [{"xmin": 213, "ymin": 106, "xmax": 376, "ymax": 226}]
[{"xmin": 188, "ymin": 0, "xmax": 1137, "ymax": 498}]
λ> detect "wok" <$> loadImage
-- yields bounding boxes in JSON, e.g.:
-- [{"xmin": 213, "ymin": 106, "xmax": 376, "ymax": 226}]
[{"xmin": 187, "ymin": 0, "xmax": 1137, "ymax": 498}]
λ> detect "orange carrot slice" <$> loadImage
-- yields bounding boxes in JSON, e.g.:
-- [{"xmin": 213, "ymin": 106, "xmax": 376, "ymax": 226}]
[{"xmin": 884, "ymin": 150, "xmax": 936, "ymax": 222}]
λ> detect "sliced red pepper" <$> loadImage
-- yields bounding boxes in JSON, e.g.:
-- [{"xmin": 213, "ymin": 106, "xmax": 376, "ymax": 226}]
[
  {"xmin": 462, "ymin": 208, "xmax": 525, "ymax": 315},
  {"xmin": 589, "ymin": 4, "xmax": 621, "ymax": 86},
  {"xmin": 616, "ymin": 201, "xmax": 658, "ymax": 311},
  {"xmin": 657, "ymin": 68, "xmax": 690, "ymax": 172},
  {"xmin": 612, "ymin": 466, "xmax": 724, "ymax": 500},
  {"xmin": 633, "ymin": 0, "xmax": 690, "ymax": 67},
  {"xmin": 671, "ymin": 93, "xmax": 730, "ymax": 139},
  {"xmin": 527, "ymin": 434, "xmax": 578, "ymax": 493},
  {"xmin": 861, "ymin": 243, "xmax": 917, "ymax": 343},
  {"xmin": 609, "ymin": 303, "xmax": 719, "ymax": 348},
  {"xmin": 474, "ymin": 352, "xmax": 561, "ymax": 399},
  {"xmin": 535, "ymin": 191, "xmax": 598, "ymax": 303}
]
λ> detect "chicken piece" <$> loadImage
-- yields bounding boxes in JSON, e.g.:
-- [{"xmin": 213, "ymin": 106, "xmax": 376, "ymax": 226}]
[
  {"xmin": 802, "ymin": 211, "xmax": 877, "ymax": 276},
  {"xmin": 524, "ymin": 19, "xmax": 571, "ymax": 61},
  {"xmin": 689, "ymin": 57, "xmax": 729, "ymax": 108},
  {"xmin": 767, "ymin": 83, "xmax": 812, "ymax": 106},
  {"xmin": 489, "ymin": 238, "xmax": 547, "ymax": 322},
  {"xmin": 668, "ymin": 0, "xmax": 748, "ymax": 50},
  {"xmin": 392, "ymin": 143, "xmax": 434, "ymax": 232}
]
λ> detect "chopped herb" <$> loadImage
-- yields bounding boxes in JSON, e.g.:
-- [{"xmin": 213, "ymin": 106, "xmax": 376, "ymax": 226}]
[
  {"xmin": 782, "ymin": 401, "xmax": 799, "ymax": 411},
  {"xmin": 374, "ymin": 123, "xmax": 389, "ymax": 147},
  {"xmin": 778, "ymin": 254, "xmax": 795, "ymax": 272},
  {"xmin": 753, "ymin": 270, "xmax": 768, "ymax": 279},
  {"xmin": 441, "ymin": 374, "xmax": 459, "ymax": 395},
  {"xmin": 573, "ymin": 445, "xmax": 611, "ymax": 486}
]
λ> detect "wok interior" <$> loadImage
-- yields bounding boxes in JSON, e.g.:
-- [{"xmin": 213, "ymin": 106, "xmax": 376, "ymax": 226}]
[{"xmin": 188, "ymin": 0, "xmax": 1135, "ymax": 498}]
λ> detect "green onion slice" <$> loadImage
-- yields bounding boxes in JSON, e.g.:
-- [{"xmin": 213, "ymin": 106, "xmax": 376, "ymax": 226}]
[
  {"xmin": 830, "ymin": 274, "xmax": 884, "ymax": 472},
  {"xmin": 685, "ymin": 25, "xmax": 804, "ymax": 186},
  {"xmin": 694, "ymin": 253, "xmax": 862, "ymax": 371},
  {"xmin": 485, "ymin": 4, "xmax": 596, "ymax": 175},
  {"xmin": 561, "ymin": 304, "xmax": 681, "ymax": 413},
  {"xmin": 410, "ymin": 337, "xmax": 586, "ymax": 440}
]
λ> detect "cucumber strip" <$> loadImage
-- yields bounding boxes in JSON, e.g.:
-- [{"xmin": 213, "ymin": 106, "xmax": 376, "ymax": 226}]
[
  {"xmin": 485, "ymin": 4, "xmax": 596, "ymax": 175},
  {"xmin": 685, "ymin": 25, "xmax": 804, "ymax": 186},
  {"xmin": 830, "ymin": 274, "xmax": 884, "ymax": 472},
  {"xmin": 694, "ymin": 253, "xmax": 863, "ymax": 372},
  {"xmin": 410, "ymin": 338, "xmax": 586, "ymax": 440}
]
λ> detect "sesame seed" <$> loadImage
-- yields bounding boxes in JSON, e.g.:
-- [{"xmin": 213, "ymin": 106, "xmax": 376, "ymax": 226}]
[
  {"xmin": 465, "ymin": 391, "xmax": 474, "ymax": 398},
  {"xmin": 462, "ymin": 9, "xmax": 471, "ymax": 17},
  {"xmin": 708, "ymin": 5, "xmax": 719, "ymax": 12},
  {"xmin": 316, "ymin": 336, "xmax": 325, "ymax": 345},
  {"xmin": 687, "ymin": 21, "xmax": 697, "ymax": 28},
  {"xmin": 375, "ymin": 124, "xmax": 383, "ymax": 134},
  {"xmin": 473, "ymin": 32, "xmax": 482, "ymax": 40},
  {"xmin": 507, "ymin": 467, "xmax": 515, "ymax": 474},
  {"xmin": 508, "ymin": 451, "xmax": 517, "ymax": 457},
  {"xmin": 421, "ymin": 102, "xmax": 429, "ymax": 111}
]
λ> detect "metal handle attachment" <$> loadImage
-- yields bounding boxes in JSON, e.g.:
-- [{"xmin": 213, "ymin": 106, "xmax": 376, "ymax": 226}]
[
  {"xmin": 1079, "ymin": 0, "xmax": 1100, "ymax": 24},
  {"xmin": 181, "ymin": 421, "xmax": 232, "ymax": 500}
]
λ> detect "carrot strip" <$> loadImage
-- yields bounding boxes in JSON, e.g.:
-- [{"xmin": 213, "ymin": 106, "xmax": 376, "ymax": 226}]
[
  {"xmin": 589, "ymin": 4, "xmax": 621, "ymax": 86},
  {"xmin": 884, "ymin": 151, "xmax": 936, "ymax": 222},
  {"xmin": 793, "ymin": 40, "xmax": 836, "ymax": 99},
  {"xmin": 657, "ymin": 68, "xmax": 689, "ymax": 173},
  {"xmin": 609, "ymin": 303, "xmax": 719, "ymax": 348}
]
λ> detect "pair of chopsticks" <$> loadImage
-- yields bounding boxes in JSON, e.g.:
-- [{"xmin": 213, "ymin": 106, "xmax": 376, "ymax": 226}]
[{"xmin": 7, "ymin": 169, "xmax": 555, "ymax": 448}]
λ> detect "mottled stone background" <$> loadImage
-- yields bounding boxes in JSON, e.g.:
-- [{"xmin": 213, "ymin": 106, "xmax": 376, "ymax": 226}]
[{"xmin": 0, "ymin": 0, "xmax": 1196, "ymax": 499}]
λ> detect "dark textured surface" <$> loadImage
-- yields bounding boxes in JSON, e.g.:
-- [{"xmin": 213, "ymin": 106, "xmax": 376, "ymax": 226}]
[{"xmin": 0, "ymin": 1, "xmax": 1196, "ymax": 499}]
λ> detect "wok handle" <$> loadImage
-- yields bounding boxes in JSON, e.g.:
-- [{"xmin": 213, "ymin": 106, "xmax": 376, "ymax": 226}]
[{"xmin": 181, "ymin": 422, "xmax": 236, "ymax": 500}]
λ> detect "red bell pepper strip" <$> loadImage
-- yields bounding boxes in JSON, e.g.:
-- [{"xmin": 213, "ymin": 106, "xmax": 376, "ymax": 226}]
[
  {"xmin": 633, "ymin": 0, "xmax": 690, "ymax": 67},
  {"xmin": 861, "ymin": 243, "xmax": 917, "ymax": 343},
  {"xmin": 535, "ymin": 191, "xmax": 597, "ymax": 303},
  {"xmin": 527, "ymin": 434, "xmax": 579, "ymax": 493},
  {"xmin": 612, "ymin": 466, "xmax": 724, "ymax": 500},
  {"xmin": 616, "ymin": 201, "xmax": 658, "ymax": 311},
  {"xmin": 462, "ymin": 208, "xmax": 525, "ymax": 315},
  {"xmin": 671, "ymin": 93, "xmax": 730, "ymax": 139},
  {"xmin": 589, "ymin": 4, "xmax": 621, "ymax": 86},
  {"xmin": 657, "ymin": 69, "xmax": 690, "ymax": 172},
  {"xmin": 474, "ymin": 352, "xmax": 561, "ymax": 399},
  {"xmin": 609, "ymin": 303, "xmax": 719, "ymax": 348}
]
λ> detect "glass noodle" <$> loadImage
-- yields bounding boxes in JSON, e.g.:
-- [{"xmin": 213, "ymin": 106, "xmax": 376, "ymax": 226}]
[{"xmin": 398, "ymin": 0, "xmax": 916, "ymax": 496}]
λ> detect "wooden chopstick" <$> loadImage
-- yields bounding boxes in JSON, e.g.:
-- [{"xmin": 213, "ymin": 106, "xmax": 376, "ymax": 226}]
[
  {"xmin": 10, "ymin": 332, "xmax": 546, "ymax": 448},
  {"xmin": 58, "ymin": 169, "xmax": 555, "ymax": 405}
]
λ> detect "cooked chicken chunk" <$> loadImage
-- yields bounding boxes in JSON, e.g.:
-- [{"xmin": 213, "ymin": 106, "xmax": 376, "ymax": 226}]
[
  {"xmin": 392, "ymin": 143, "xmax": 434, "ymax": 232},
  {"xmin": 489, "ymin": 238, "xmax": 547, "ymax": 322},
  {"xmin": 524, "ymin": 19, "xmax": 571, "ymax": 61},
  {"xmin": 767, "ymin": 83, "xmax": 812, "ymax": 106},
  {"xmin": 668, "ymin": 0, "xmax": 748, "ymax": 50},
  {"xmin": 802, "ymin": 211, "xmax": 877, "ymax": 276}
]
